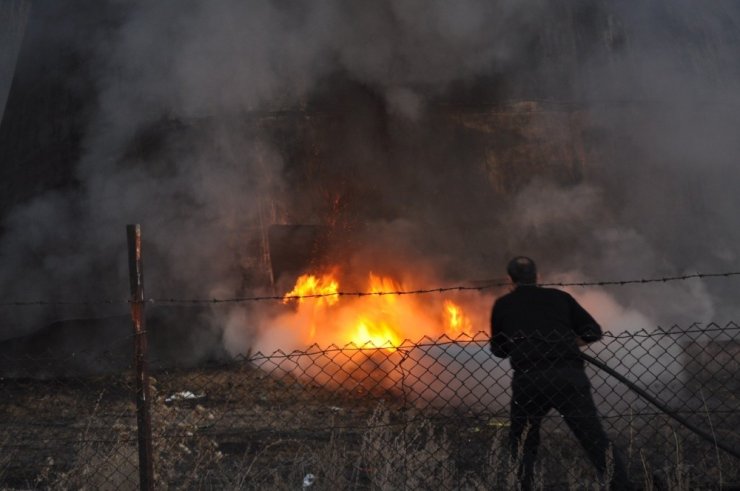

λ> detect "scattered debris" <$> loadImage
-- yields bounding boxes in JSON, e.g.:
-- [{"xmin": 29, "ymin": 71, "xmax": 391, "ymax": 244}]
[
  {"xmin": 487, "ymin": 418, "xmax": 509, "ymax": 428},
  {"xmin": 302, "ymin": 473, "xmax": 316, "ymax": 488},
  {"xmin": 164, "ymin": 391, "xmax": 206, "ymax": 405}
]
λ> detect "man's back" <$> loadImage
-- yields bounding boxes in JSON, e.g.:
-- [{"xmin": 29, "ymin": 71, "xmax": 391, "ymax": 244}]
[{"xmin": 490, "ymin": 285, "xmax": 602, "ymax": 371}]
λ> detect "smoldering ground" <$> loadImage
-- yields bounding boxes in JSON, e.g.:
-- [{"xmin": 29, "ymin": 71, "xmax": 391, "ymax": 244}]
[{"xmin": 0, "ymin": 0, "xmax": 739, "ymax": 378}]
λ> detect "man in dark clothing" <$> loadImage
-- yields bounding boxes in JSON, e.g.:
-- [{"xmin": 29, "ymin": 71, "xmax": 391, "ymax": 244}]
[{"xmin": 490, "ymin": 256, "xmax": 631, "ymax": 489}]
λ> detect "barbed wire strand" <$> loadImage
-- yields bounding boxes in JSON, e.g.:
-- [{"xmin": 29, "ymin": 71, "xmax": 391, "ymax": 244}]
[
  {"xmin": 0, "ymin": 270, "xmax": 738, "ymax": 307},
  {"xmin": 154, "ymin": 271, "xmax": 740, "ymax": 305}
]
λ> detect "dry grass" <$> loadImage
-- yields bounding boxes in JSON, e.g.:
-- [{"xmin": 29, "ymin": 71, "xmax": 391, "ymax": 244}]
[
  {"xmin": 361, "ymin": 406, "xmax": 454, "ymax": 490},
  {"xmin": 0, "ymin": 364, "xmax": 738, "ymax": 489},
  {"xmin": 49, "ymin": 379, "xmax": 226, "ymax": 490},
  {"xmin": 0, "ymin": 436, "xmax": 11, "ymax": 484},
  {"xmin": 47, "ymin": 392, "xmax": 139, "ymax": 491}
]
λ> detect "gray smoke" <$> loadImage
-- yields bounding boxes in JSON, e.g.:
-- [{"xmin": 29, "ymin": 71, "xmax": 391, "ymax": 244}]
[
  {"xmin": 1, "ymin": 0, "xmax": 740, "ymax": 360},
  {"xmin": 0, "ymin": 0, "xmax": 29, "ymax": 123}
]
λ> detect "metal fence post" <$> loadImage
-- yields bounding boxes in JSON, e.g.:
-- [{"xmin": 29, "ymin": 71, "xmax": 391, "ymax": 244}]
[{"xmin": 127, "ymin": 224, "xmax": 154, "ymax": 490}]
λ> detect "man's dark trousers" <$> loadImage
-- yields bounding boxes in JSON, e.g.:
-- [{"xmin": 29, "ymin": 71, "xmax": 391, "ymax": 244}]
[{"xmin": 509, "ymin": 368, "xmax": 631, "ymax": 490}]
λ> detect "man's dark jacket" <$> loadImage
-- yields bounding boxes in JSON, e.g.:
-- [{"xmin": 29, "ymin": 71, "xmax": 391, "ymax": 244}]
[{"xmin": 490, "ymin": 285, "xmax": 602, "ymax": 372}]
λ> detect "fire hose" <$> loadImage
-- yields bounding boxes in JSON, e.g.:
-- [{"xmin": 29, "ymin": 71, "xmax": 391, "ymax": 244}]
[{"xmin": 580, "ymin": 352, "xmax": 740, "ymax": 460}]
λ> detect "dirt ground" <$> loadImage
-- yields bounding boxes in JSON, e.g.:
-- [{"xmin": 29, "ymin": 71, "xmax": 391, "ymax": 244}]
[{"xmin": 1, "ymin": 356, "xmax": 739, "ymax": 489}]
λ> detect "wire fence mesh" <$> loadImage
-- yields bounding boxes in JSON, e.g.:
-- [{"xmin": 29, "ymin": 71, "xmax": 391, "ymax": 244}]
[{"xmin": 1, "ymin": 321, "xmax": 739, "ymax": 489}]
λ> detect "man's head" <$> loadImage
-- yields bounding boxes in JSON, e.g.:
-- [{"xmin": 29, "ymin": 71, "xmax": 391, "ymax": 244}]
[{"xmin": 507, "ymin": 256, "xmax": 537, "ymax": 285}]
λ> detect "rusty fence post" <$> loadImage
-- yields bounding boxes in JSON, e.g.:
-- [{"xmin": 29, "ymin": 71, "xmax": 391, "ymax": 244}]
[{"xmin": 127, "ymin": 224, "xmax": 154, "ymax": 490}]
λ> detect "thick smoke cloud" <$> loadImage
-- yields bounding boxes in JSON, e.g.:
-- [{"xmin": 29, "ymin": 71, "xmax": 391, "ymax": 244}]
[
  {"xmin": 564, "ymin": 1, "xmax": 740, "ymax": 326},
  {"xmin": 1, "ymin": 0, "xmax": 739, "ymax": 361},
  {"xmin": 0, "ymin": 1, "xmax": 29, "ymax": 123}
]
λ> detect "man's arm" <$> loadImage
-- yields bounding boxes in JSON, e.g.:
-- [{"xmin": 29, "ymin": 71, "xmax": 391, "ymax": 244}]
[
  {"xmin": 490, "ymin": 301, "xmax": 511, "ymax": 358},
  {"xmin": 575, "ymin": 336, "xmax": 590, "ymax": 347},
  {"xmin": 569, "ymin": 295, "xmax": 602, "ymax": 345}
]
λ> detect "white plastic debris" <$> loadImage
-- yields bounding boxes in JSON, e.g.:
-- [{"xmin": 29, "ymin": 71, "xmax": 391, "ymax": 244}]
[
  {"xmin": 164, "ymin": 390, "xmax": 206, "ymax": 404},
  {"xmin": 302, "ymin": 473, "xmax": 316, "ymax": 488}
]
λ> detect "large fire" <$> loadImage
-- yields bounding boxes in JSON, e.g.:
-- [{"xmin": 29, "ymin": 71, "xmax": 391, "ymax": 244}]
[{"xmin": 282, "ymin": 271, "xmax": 475, "ymax": 350}]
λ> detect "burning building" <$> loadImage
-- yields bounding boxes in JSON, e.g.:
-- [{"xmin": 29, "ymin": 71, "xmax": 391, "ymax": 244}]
[{"xmin": 1, "ymin": 0, "xmax": 740, "ymax": 371}]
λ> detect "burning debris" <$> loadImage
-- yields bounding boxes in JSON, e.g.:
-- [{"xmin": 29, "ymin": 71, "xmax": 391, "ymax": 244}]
[
  {"xmin": 279, "ymin": 271, "xmax": 477, "ymax": 351},
  {"xmin": 235, "ymin": 268, "xmax": 499, "ymax": 407},
  {"xmin": 164, "ymin": 390, "xmax": 207, "ymax": 406}
]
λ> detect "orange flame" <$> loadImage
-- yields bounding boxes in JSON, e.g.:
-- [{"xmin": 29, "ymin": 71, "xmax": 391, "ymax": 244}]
[
  {"xmin": 352, "ymin": 316, "xmax": 402, "ymax": 351},
  {"xmin": 343, "ymin": 273, "xmax": 405, "ymax": 350},
  {"xmin": 444, "ymin": 300, "xmax": 473, "ymax": 337},
  {"xmin": 283, "ymin": 274, "xmax": 339, "ymax": 306},
  {"xmin": 282, "ymin": 271, "xmax": 474, "ymax": 350},
  {"xmin": 368, "ymin": 273, "xmax": 401, "ymax": 300}
]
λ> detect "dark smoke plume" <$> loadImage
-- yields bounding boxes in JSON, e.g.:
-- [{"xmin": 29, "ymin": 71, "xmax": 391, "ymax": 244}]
[{"xmin": 0, "ymin": 0, "xmax": 739, "ymax": 362}]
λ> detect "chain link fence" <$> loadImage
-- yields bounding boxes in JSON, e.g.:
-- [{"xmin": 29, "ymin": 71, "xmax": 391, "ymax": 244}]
[{"xmin": 1, "ymin": 321, "xmax": 739, "ymax": 489}]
